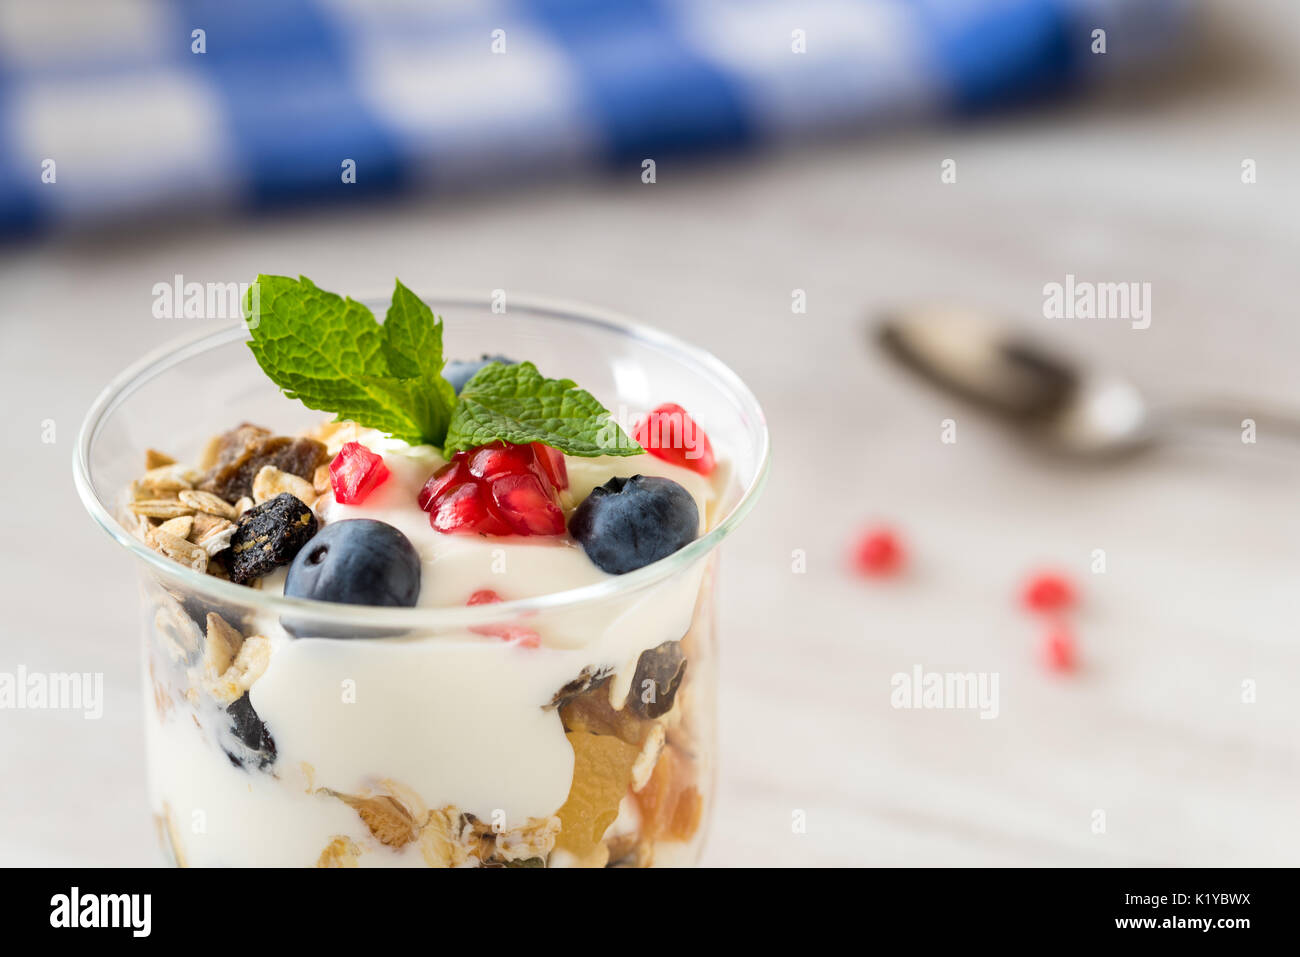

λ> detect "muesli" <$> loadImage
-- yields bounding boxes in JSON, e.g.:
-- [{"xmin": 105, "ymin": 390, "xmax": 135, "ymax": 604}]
[{"xmin": 132, "ymin": 277, "xmax": 723, "ymax": 867}]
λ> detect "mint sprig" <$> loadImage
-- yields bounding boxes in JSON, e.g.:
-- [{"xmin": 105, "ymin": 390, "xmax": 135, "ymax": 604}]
[
  {"xmin": 242, "ymin": 275, "xmax": 641, "ymax": 457},
  {"xmin": 445, "ymin": 361, "xmax": 642, "ymax": 457}
]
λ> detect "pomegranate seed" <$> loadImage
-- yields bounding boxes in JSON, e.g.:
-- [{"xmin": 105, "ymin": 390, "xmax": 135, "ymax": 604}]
[
  {"xmin": 1043, "ymin": 623, "xmax": 1077, "ymax": 672},
  {"xmin": 532, "ymin": 442, "xmax": 568, "ymax": 491},
  {"xmin": 466, "ymin": 589, "xmax": 540, "ymax": 648},
  {"xmin": 851, "ymin": 527, "xmax": 905, "ymax": 577},
  {"xmin": 419, "ymin": 441, "xmax": 565, "ymax": 537},
  {"xmin": 1022, "ymin": 572, "xmax": 1076, "ymax": 613},
  {"xmin": 492, "ymin": 473, "xmax": 565, "ymax": 535},
  {"xmin": 329, "ymin": 442, "xmax": 390, "ymax": 505},
  {"xmin": 632, "ymin": 402, "xmax": 716, "ymax": 476}
]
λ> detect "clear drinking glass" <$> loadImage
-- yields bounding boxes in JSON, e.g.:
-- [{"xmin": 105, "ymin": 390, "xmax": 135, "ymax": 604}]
[{"xmin": 74, "ymin": 294, "xmax": 769, "ymax": 867}]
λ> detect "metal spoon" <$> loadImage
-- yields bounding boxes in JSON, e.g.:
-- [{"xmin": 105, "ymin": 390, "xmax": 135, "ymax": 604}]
[{"xmin": 875, "ymin": 305, "xmax": 1300, "ymax": 458}]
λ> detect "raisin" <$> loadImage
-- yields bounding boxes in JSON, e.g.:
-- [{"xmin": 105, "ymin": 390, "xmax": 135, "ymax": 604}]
[
  {"xmin": 223, "ymin": 693, "xmax": 276, "ymax": 769},
  {"xmin": 201, "ymin": 435, "xmax": 328, "ymax": 504},
  {"xmin": 228, "ymin": 493, "xmax": 318, "ymax": 585},
  {"xmin": 627, "ymin": 641, "xmax": 686, "ymax": 719}
]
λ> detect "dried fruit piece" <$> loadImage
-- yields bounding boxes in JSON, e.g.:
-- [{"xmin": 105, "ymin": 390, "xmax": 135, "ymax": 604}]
[
  {"xmin": 145, "ymin": 448, "xmax": 175, "ymax": 469},
  {"xmin": 634, "ymin": 743, "xmax": 702, "ymax": 843},
  {"xmin": 222, "ymin": 693, "xmax": 276, "ymax": 769},
  {"xmin": 228, "ymin": 492, "xmax": 318, "ymax": 585},
  {"xmin": 200, "ymin": 433, "xmax": 327, "ymax": 504},
  {"xmin": 329, "ymin": 442, "xmax": 390, "ymax": 505},
  {"xmin": 554, "ymin": 731, "xmax": 640, "ymax": 858},
  {"xmin": 559, "ymin": 682, "xmax": 651, "ymax": 746},
  {"xmin": 336, "ymin": 794, "xmax": 419, "ymax": 848},
  {"xmin": 627, "ymin": 641, "xmax": 686, "ymax": 719},
  {"xmin": 546, "ymin": 665, "xmax": 613, "ymax": 711}
]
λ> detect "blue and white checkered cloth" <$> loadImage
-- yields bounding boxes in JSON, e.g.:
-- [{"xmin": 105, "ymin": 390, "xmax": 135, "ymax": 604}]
[{"xmin": 0, "ymin": 0, "xmax": 1190, "ymax": 237}]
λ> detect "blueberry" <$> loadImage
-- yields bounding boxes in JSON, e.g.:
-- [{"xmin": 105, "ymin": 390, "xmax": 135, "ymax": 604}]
[
  {"xmin": 443, "ymin": 354, "xmax": 516, "ymax": 394},
  {"xmin": 283, "ymin": 520, "xmax": 421, "ymax": 637},
  {"xmin": 568, "ymin": 475, "xmax": 699, "ymax": 575}
]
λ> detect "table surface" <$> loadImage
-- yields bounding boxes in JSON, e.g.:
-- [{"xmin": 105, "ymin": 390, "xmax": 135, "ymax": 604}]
[{"xmin": 2, "ymin": 1, "xmax": 1298, "ymax": 866}]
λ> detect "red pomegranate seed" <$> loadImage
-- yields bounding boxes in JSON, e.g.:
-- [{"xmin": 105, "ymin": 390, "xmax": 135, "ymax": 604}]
[
  {"xmin": 492, "ymin": 473, "xmax": 565, "ymax": 535},
  {"xmin": 532, "ymin": 442, "xmax": 568, "ymax": 491},
  {"xmin": 466, "ymin": 589, "xmax": 540, "ymax": 648},
  {"xmin": 418, "ymin": 461, "xmax": 463, "ymax": 511},
  {"xmin": 419, "ymin": 441, "xmax": 565, "ymax": 537},
  {"xmin": 851, "ymin": 527, "xmax": 905, "ymax": 577},
  {"xmin": 329, "ymin": 442, "xmax": 390, "ymax": 505},
  {"xmin": 633, "ymin": 402, "xmax": 716, "ymax": 475},
  {"xmin": 1022, "ymin": 572, "xmax": 1076, "ymax": 613},
  {"xmin": 1043, "ymin": 624, "xmax": 1077, "ymax": 672}
]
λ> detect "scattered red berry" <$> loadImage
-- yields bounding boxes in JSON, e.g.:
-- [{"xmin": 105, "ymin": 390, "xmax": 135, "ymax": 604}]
[
  {"xmin": 419, "ymin": 441, "xmax": 565, "ymax": 536},
  {"xmin": 329, "ymin": 442, "xmax": 390, "ymax": 505},
  {"xmin": 466, "ymin": 589, "xmax": 540, "ymax": 648},
  {"xmin": 1042, "ymin": 623, "xmax": 1077, "ymax": 672},
  {"xmin": 1022, "ymin": 572, "xmax": 1076, "ymax": 613},
  {"xmin": 633, "ymin": 402, "xmax": 716, "ymax": 476},
  {"xmin": 852, "ymin": 527, "xmax": 905, "ymax": 577}
]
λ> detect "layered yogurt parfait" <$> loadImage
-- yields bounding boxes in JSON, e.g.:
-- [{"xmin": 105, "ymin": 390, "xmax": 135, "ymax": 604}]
[{"xmin": 75, "ymin": 279, "xmax": 767, "ymax": 867}]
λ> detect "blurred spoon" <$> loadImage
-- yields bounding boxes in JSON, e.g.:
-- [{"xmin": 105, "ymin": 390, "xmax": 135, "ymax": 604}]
[{"xmin": 875, "ymin": 305, "xmax": 1300, "ymax": 459}]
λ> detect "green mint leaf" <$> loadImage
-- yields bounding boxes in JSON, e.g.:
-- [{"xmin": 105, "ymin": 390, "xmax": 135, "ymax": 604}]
[
  {"xmin": 381, "ymin": 279, "xmax": 456, "ymax": 442},
  {"xmin": 444, "ymin": 361, "xmax": 643, "ymax": 457},
  {"xmin": 242, "ymin": 275, "xmax": 450, "ymax": 446}
]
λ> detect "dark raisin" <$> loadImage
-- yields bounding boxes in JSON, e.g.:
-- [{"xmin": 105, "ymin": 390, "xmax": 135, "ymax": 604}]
[
  {"xmin": 223, "ymin": 693, "xmax": 277, "ymax": 769},
  {"xmin": 200, "ymin": 435, "xmax": 328, "ymax": 504},
  {"xmin": 228, "ymin": 493, "xmax": 318, "ymax": 585},
  {"xmin": 627, "ymin": 641, "xmax": 686, "ymax": 719}
]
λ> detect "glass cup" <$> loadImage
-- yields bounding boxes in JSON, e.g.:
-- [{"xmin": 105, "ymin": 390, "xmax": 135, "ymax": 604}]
[{"xmin": 74, "ymin": 293, "xmax": 769, "ymax": 867}]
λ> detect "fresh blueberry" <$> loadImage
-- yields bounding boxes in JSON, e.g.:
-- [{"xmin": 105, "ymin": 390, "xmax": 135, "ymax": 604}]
[
  {"xmin": 443, "ymin": 354, "xmax": 517, "ymax": 394},
  {"xmin": 283, "ymin": 519, "xmax": 421, "ymax": 637},
  {"xmin": 568, "ymin": 475, "xmax": 699, "ymax": 575}
]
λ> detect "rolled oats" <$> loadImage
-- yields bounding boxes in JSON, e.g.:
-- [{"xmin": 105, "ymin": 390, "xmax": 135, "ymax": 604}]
[
  {"xmin": 150, "ymin": 528, "xmax": 208, "ymax": 573},
  {"xmin": 194, "ymin": 517, "xmax": 237, "ymax": 557},
  {"xmin": 157, "ymin": 515, "xmax": 194, "ymax": 540},
  {"xmin": 145, "ymin": 449, "xmax": 176, "ymax": 469},
  {"xmin": 131, "ymin": 499, "xmax": 194, "ymax": 520},
  {"xmin": 205, "ymin": 634, "xmax": 270, "ymax": 705},
  {"xmin": 203, "ymin": 613, "xmax": 244, "ymax": 678},
  {"xmin": 178, "ymin": 488, "xmax": 237, "ymax": 520},
  {"xmin": 252, "ymin": 465, "xmax": 316, "ymax": 507},
  {"xmin": 312, "ymin": 463, "xmax": 331, "ymax": 494}
]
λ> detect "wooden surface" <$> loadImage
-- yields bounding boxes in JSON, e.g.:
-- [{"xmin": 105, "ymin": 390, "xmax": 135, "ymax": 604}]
[{"xmin": 2, "ymin": 1, "xmax": 1298, "ymax": 866}]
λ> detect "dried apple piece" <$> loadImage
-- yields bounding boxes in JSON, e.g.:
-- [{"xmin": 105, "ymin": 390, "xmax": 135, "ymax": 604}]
[
  {"xmin": 554, "ymin": 731, "xmax": 639, "ymax": 858},
  {"xmin": 634, "ymin": 743, "xmax": 702, "ymax": 843}
]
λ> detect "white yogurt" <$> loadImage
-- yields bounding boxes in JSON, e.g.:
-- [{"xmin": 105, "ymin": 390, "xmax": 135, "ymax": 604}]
[{"xmin": 149, "ymin": 431, "xmax": 720, "ymax": 863}]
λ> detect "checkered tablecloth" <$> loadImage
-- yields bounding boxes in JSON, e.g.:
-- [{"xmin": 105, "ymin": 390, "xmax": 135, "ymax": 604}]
[{"xmin": 0, "ymin": 0, "xmax": 1190, "ymax": 236}]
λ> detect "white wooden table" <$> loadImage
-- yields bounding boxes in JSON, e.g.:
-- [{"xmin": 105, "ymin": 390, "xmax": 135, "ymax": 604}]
[{"xmin": 2, "ymin": 0, "xmax": 1297, "ymax": 866}]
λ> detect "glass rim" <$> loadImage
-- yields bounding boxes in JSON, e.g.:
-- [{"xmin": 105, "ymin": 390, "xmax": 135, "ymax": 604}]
[{"xmin": 73, "ymin": 290, "xmax": 771, "ymax": 629}]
